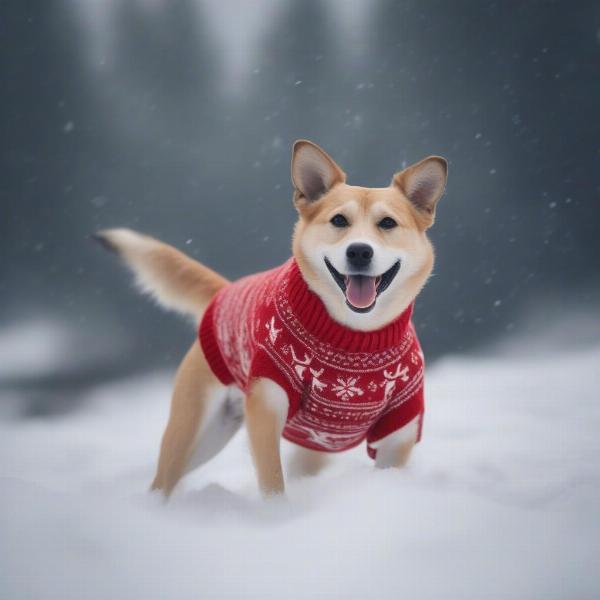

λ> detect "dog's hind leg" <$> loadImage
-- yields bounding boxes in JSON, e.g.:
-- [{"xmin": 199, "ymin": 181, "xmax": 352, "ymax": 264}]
[
  {"xmin": 150, "ymin": 341, "xmax": 237, "ymax": 497},
  {"xmin": 184, "ymin": 385, "xmax": 244, "ymax": 474}
]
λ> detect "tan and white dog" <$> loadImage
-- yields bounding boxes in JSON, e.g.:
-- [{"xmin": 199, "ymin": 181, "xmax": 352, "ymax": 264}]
[{"xmin": 95, "ymin": 140, "xmax": 447, "ymax": 497}]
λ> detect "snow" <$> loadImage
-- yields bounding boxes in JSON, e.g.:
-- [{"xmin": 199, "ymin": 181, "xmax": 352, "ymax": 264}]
[
  {"xmin": 0, "ymin": 320, "xmax": 77, "ymax": 379},
  {"xmin": 1, "ymin": 329, "xmax": 599, "ymax": 599}
]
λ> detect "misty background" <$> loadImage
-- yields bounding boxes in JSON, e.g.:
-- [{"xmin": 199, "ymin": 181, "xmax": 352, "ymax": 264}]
[{"xmin": 1, "ymin": 0, "xmax": 599, "ymax": 416}]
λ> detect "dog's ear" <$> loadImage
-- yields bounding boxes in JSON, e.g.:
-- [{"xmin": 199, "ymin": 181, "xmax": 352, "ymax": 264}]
[
  {"xmin": 393, "ymin": 156, "xmax": 448, "ymax": 227},
  {"xmin": 291, "ymin": 140, "xmax": 346, "ymax": 205}
]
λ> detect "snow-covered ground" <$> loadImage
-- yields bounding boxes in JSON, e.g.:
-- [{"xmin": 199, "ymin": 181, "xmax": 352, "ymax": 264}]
[{"xmin": 1, "ymin": 328, "xmax": 599, "ymax": 599}]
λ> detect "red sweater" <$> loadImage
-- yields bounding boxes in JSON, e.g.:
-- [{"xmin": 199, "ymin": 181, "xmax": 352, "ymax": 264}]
[{"xmin": 199, "ymin": 258, "xmax": 424, "ymax": 458}]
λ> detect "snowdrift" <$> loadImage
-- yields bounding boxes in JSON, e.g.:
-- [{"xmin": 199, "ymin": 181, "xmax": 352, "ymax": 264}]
[{"xmin": 1, "ymin": 333, "xmax": 599, "ymax": 599}]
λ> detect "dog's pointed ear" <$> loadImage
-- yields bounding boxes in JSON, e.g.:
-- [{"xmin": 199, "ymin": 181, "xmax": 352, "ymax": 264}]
[
  {"xmin": 291, "ymin": 140, "xmax": 346, "ymax": 204},
  {"xmin": 393, "ymin": 156, "xmax": 448, "ymax": 227}
]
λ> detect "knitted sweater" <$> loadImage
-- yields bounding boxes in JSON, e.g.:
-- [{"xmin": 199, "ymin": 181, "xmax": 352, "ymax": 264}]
[{"xmin": 199, "ymin": 258, "xmax": 425, "ymax": 458}]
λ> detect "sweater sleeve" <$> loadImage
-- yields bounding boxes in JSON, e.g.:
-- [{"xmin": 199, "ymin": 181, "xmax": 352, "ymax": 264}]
[
  {"xmin": 366, "ymin": 381, "xmax": 424, "ymax": 459},
  {"xmin": 198, "ymin": 297, "xmax": 235, "ymax": 386}
]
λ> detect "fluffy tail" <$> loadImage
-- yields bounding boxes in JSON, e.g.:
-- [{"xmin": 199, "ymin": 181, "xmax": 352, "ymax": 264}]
[{"xmin": 93, "ymin": 228, "xmax": 228, "ymax": 320}]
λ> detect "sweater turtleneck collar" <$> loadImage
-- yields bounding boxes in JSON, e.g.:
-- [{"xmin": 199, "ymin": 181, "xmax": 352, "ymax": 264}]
[{"xmin": 283, "ymin": 258, "xmax": 413, "ymax": 353}]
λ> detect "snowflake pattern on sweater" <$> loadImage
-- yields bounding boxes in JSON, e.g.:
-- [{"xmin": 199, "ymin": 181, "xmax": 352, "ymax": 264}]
[{"xmin": 199, "ymin": 259, "xmax": 425, "ymax": 457}]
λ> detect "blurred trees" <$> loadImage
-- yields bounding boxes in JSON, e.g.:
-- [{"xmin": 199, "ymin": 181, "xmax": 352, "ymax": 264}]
[{"xmin": 1, "ymin": 0, "xmax": 598, "ymax": 392}]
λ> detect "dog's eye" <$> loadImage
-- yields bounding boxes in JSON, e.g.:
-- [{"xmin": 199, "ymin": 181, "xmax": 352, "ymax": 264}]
[
  {"xmin": 330, "ymin": 214, "xmax": 349, "ymax": 228},
  {"xmin": 377, "ymin": 217, "xmax": 398, "ymax": 230}
]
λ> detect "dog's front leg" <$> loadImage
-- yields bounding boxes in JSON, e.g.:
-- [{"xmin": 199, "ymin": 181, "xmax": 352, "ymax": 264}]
[
  {"xmin": 374, "ymin": 416, "xmax": 419, "ymax": 469},
  {"xmin": 245, "ymin": 378, "xmax": 289, "ymax": 497}
]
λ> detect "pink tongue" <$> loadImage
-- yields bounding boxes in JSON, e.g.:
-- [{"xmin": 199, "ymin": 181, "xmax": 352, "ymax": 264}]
[{"xmin": 345, "ymin": 275, "xmax": 377, "ymax": 309}]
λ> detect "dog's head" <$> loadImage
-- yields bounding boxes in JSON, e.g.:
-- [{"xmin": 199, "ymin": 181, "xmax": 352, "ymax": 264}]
[{"xmin": 291, "ymin": 140, "xmax": 448, "ymax": 331}]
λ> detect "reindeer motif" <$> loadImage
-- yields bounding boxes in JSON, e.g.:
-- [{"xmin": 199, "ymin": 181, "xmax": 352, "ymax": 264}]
[
  {"xmin": 304, "ymin": 428, "xmax": 358, "ymax": 449},
  {"xmin": 309, "ymin": 367, "xmax": 327, "ymax": 393},
  {"xmin": 289, "ymin": 345, "xmax": 313, "ymax": 379},
  {"xmin": 265, "ymin": 316, "xmax": 282, "ymax": 345},
  {"xmin": 381, "ymin": 363, "xmax": 410, "ymax": 401}
]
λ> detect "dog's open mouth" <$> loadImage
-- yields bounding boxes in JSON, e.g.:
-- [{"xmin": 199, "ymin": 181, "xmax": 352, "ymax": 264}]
[{"xmin": 324, "ymin": 258, "xmax": 401, "ymax": 314}]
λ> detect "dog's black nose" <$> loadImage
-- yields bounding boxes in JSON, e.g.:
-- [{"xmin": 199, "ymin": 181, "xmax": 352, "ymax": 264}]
[{"xmin": 346, "ymin": 243, "xmax": 373, "ymax": 269}]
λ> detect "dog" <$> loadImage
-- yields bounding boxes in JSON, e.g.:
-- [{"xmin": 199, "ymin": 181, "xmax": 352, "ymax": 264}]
[{"xmin": 94, "ymin": 140, "xmax": 447, "ymax": 497}]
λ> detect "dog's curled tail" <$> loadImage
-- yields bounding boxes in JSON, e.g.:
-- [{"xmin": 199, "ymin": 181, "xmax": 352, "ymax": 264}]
[{"xmin": 93, "ymin": 228, "xmax": 228, "ymax": 320}]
